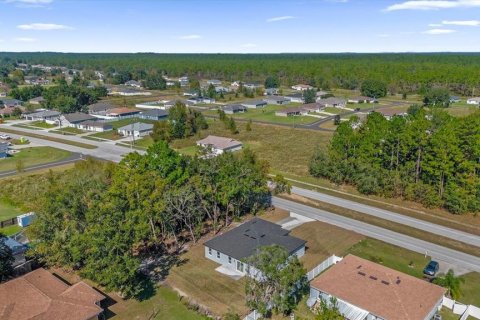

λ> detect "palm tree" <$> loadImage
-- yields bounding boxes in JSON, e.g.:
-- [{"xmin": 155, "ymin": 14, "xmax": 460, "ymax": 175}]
[{"xmin": 433, "ymin": 269, "xmax": 465, "ymax": 300}]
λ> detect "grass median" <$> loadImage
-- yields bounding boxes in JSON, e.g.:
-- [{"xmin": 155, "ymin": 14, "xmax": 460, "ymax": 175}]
[{"xmin": 0, "ymin": 128, "xmax": 97, "ymax": 149}]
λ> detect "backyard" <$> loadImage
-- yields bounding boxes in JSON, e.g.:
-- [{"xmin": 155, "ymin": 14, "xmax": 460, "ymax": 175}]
[{"xmin": 0, "ymin": 146, "xmax": 72, "ymax": 173}]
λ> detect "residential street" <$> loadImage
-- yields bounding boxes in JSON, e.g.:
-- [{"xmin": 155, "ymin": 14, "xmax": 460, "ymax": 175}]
[
  {"xmin": 291, "ymin": 186, "xmax": 480, "ymax": 248},
  {"xmin": 272, "ymin": 196, "xmax": 480, "ymax": 273}
]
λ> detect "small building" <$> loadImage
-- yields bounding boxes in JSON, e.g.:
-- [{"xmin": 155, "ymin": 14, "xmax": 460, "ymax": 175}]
[
  {"xmin": 0, "ymin": 141, "xmax": 8, "ymax": 158},
  {"xmin": 17, "ymin": 212, "xmax": 36, "ymax": 227},
  {"xmin": 244, "ymin": 83, "xmax": 262, "ymax": 90},
  {"xmin": 223, "ymin": 104, "xmax": 247, "ymax": 114},
  {"xmin": 183, "ymin": 90, "xmax": 199, "ymax": 97},
  {"xmin": 179, "ymin": 76, "xmax": 189, "ymax": 87},
  {"xmin": 187, "ymin": 96, "xmax": 216, "ymax": 105},
  {"xmin": 23, "ymin": 110, "xmax": 61, "ymax": 124},
  {"xmin": 275, "ymin": 106, "xmax": 308, "ymax": 117},
  {"xmin": 215, "ymin": 86, "xmax": 230, "ymax": 93},
  {"xmin": 449, "ymin": 96, "xmax": 461, "ymax": 103},
  {"xmin": 204, "ymin": 218, "xmax": 306, "ymax": 277},
  {"xmin": 207, "ymin": 79, "xmax": 222, "ymax": 86},
  {"xmin": 0, "ymin": 91, "xmax": 6, "ymax": 98},
  {"xmin": 302, "ymin": 102, "xmax": 324, "ymax": 113},
  {"xmin": 196, "ymin": 135, "xmax": 243, "ymax": 156},
  {"xmin": 285, "ymin": 93, "xmax": 305, "ymax": 103},
  {"xmin": 309, "ymin": 255, "xmax": 445, "ymax": 320},
  {"xmin": 348, "ymin": 96, "xmax": 377, "ymax": 104},
  {"xmin": 109, "ymin": 88, "xmax": 151, "ymax": 96},
  {"xmin": 264, "ymin": 88, "xmax": 279, "ymax": 96},
  {"xmin": 241, "ymin": 100, "xmax": 267, "ymax": 109},
  {"xmin": 316, "ymin": 90, "xmax": 329, "ymax": 98},
  {"xmin": 28, "ymin": 96, "xmax": 44, "ymax": 105},
  {"xmin": 87, "ymin": 102, "xmax": 114, "ymax": 116},
  {"xmin": 139, "ymin": 109, "xmax": 168, "ymax": 121},
  {"xmin": 77, "ymin": 121, "xmax": 113, "ymax": 132},
  {"xmin": 291, "ymin": 84, "xmax": 315, "ymax": 91},
  {"xmin": 105, "ymin": 107, "xmax": 141, "ymax": 119},
  {"xmin": 117, "ymin": 122, "xmax": 153, "ymax": 137},
  {"xmin": 24, "ymin": 76, "xmax": 49, "ymax": 85},
  {"xmin": 0, "ymin": 268, "xmax": 105, "ymax": 320},
  {"xmin": 124, "ymin": 80, "xmax": 142, "ymax": 88},
  {"xmin": 263, "ymin": 96, "xmax": 290, "ymax": 105},
  {"xmin": 317, "ymin": 97, "xmax": 347, "ymax": 108},
  {"xmin": 60, "ymin": 112, "xmax": 98, "ymax": 127},
  {"xmin": 467, "ymin": 97, "xmax": 480, "ymax": 105}
]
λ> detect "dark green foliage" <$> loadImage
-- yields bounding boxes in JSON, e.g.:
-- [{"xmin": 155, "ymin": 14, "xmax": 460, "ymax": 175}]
[
  {"xmin": 303, "ymin": 89, "xmax": 316, "ymax": 104},
  {"xmin": 207, "ymin": 84, "xmax": 216, "ymax": 99},
  {"xmin": 0, "ymin": 233, "xmax": 14, "ymax": 282},
  {"xmin": 433, "ymin": 269, "xmax": 464, "ymax": 300},
  {"xmin": 264, "ymin": 75, "xmax": 280, "ymax": 88},
  {"xmin": 423, "ymin": 87, "xmax": 450, "ymax": 108},
  {"xmin": 143, "ymin": 72, "xmax": 166, "ymax": 90},
  {"xmin": 10, "ymin": 85, "xmax": 43, "ymax": 101},
  {"xmin": 361, "ymin": 79, "xmax": 387, "ymax": 98},
  {"xmin": 310, "ymin": 110, "xmax": 480, "ymax": 214},
  {"xmin": 245, "ymin": 245, "xmax": 307, "ymax": 316},
  {"xmin": 168, "ymin": 102, "xmax": 208, "ymax": 139},
  {"xmin": 41, "ymin": 82, "xmax": 107, "ymax": 113},
  {"xmin": 226, "ymin": 117, "xmax": 238, "ymax": 134},
  {"xmin": 333, "ymin": 114, "xmax": 341, "ymax": 125},
  {"xmin": 314, "ymin": 297, "xmax": 344, "ymax": 320},
  {"xmin": 151, "ymin": 120, "xmax": 172, "ymax": 142},
  {"xmin": 246, "ymin": 119, "xmax": 252, "ymax": 131}
]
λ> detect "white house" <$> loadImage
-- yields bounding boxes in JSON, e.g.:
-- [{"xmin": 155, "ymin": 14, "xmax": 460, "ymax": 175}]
[
  {"xmin": 204, "ymin": 218, "xmax": 306, "ymax": 277},
  {"xmin": 117, "ymin": 122, "xmax": 153, "ymax": 137},
  {"xmin": 23, "ymin": 110, "xmax": 61, "ymax": 124},
  {"xmin": 309, "ymin": 255, "xmax": 445, "ymax": 320},
  {"xmin": 241, "ymin": 100, "xmax": 267, "ymax": 109},
  {"xmin": 124, "ymin": 80, "xmax": 142, "ymax": 88},
  {"xmin": 196, "ymin": 135, "xmax": 243, "ymax": 156},
  {"xmin": 467, "ymin": 97, "xmax": 480, "ymax": 105},
  {"xmin": 291, "ymin": 84, "xmax": 315, "ymax": 91}
]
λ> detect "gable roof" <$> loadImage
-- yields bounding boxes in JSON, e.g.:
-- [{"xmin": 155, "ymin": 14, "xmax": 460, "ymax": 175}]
[
  {"xmin": 26, "ymin": 110, "xmax": 61, "ymax": 118},
  {"xmin": 63, "ymin": 112, "xmax": 97, "ymax": 123},
  {"xmin": 264, "ymin": 96, "xmax": 289, "ymax": 102},
  {"xmin": 223, "ymin": 104, "xmax": 247, "ymax": 112},
  {"xmin": 204, "ymin": 218, "xmax": 306, "ymax": 261},
  {"xmin": 241, "ymin": 100, "xmax": 267, "ymax": 106},
  {"xmin": 118, "ymin": 122, "xmax": 153, "ymax": 132},
  {"xmin": 310, "ymin": 255, "xmax": 445, "ymax": 320},
  {"xmin": 0, "ymin": 268, "xmax": 105, "ymax": 320},
  {"xmin": 87, "ymin": 102, "xmax": 113, "ymax": 113},
  {"xmin": 106, "ymin": 107, "xmax": 141, "ymax": 116},
  {"xmin": 196, "ymin": 135, "xmax": 242, "ymax": 151},
  {"xmin": 140, "ymin": 109, "xmax": 168, "ymax": 118}
]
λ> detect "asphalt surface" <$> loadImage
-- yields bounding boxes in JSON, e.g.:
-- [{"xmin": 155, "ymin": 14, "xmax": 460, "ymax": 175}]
[
  {"xmin": 292, "ymin": 186, "xmax": 480, "ymax": 248},
  {"xmin": 272, "ymin": 197, "xmax": 480, "ymax": 272},
  {"xmin": 0, "ymin": 152, "xmax": 83, "ymax": 178}
]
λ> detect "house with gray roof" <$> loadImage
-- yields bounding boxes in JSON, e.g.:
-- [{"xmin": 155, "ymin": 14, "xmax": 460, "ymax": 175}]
[
  {"xmin": 117, "ymin": 122, "xmax": 153, "ymax": 137},
  {"xmin": 204, "ymin": 218, "xmax": 306, "ymax": 277},
  {"xmin": 316, "ymin": 97, "xmax": 347, "ymax": 108},
  {"xmin": 124, "ymin": 80, "xmax": 142, "ymax": 88},
  {"xmin": 24, "ymin": 110, "xmax": 61, "ymax": 124},
  {"xmin": 77, "ymin": 121, "xmax": 113, "ymax": 132},
  {"xmin": 222, "ymin": 104, "xmax": 247, "ymax": 114},
  {"xmin": 285, "ymin": 93, "xmax": 305, "ymax": 103},
  {"xmin": 139, "ymin": 109, "xmax": 168, "ymax": 121},
  {"xmin": 0, "ymin": 99, "xmax": 23, "ymax": 108},
  {"xmin": 60, "ymin": 112, "xmax": 97, "ymax": 127},
  {"xmin": 241, "ymin": 100, "xmax": 267, "ymax": 109},
  {"xmin": 263, "ymin": 96, "xmax": 290, "ymax": 105},
  {"xmin": 87, "ymin": 102, "xmax": 114, "ymax": 116}
]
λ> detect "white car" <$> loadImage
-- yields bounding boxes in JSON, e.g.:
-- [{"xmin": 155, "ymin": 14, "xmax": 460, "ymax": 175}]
[{"xmin": 0, "ymin": 134, "xmax": 11, "ymax": 140}]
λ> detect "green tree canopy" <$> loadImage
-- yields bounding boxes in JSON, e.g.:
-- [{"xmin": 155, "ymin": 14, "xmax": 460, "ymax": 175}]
[{"xmin": 361, "ymin": 79, "xmax": 387, "ymax": 98}]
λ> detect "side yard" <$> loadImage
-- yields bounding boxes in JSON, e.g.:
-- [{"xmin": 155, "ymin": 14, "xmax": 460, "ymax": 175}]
[{"xmin": 0, "ymin": 146, "xmax": 72, "ymax": 173}]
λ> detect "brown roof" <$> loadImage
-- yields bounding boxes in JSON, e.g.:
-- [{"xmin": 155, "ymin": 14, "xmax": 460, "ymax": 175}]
[
  {"xmin": 197, "ymin": 135, "xmax": 242, "ymax": 150},
  {"xmin": 106, "ymin": 107, "xmax": 141, "ymax": 116},
  {"xmin": 310, "ymin": 255, "xmax": 445, "ymax": 320},
  {"xmin": 0, "ymin": 268, "xmax": 105, "ymax": 320}
]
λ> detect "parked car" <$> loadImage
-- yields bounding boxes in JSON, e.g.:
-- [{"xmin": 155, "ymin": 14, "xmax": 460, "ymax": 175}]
[
  {"xmin": 433, "ymin": 314, "xmax": 442, "ymax": 320},
  {"xmin": 423, "ymin": 260, "xmax": 439, "ymax": 276},
  {"xmin": 0, "ymin": 134, "xmax": 11, "ymax": 140}
]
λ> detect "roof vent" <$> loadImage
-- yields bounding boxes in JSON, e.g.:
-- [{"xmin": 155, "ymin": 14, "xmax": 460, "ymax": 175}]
[
  {"xmin": 381, "ymin": 280, "xmax": 390, "ymax": 285},
  {"xmin": 396, "ymin": 278, "xmax": 401, "ymax": 285},
  {"xmin": 357, "ymin": 271, "xmax": 366, "ymax": 276},
  {"xmin": 356, "ymin": 265, "xmax": 362, "ymax": 269},
  {"xmin": 369, "ymin": 276, "xmax": 378, "ymax": 280}
]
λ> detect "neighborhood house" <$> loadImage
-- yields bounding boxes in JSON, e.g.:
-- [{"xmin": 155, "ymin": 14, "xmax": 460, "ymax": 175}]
[
  {"xmin": 285, "ymin": 93, "xmax": 305, "ymax": 103},
  {"xmin": 23, "ymin": 110, "xmax": 61, "ymax": 124},
  {"xmin": 309, "ymin": 255, "xmax": 445, "ymax": 320},
  {"xmin": 263, "ymin": 96, "xmax": 290, "ymax": 105},
  {"xmin": 204, "ymin": 218, "xmax": 306, "ymax": 277},
  {"xmin": 467, "ymin": 97, "xmax": 480, "ymax": 105},
  {"xmin": 348, "ymin": 96, "xmax": 377, "ymax": 104},
  {"xmin": 241, "ymin": 100, "xmax": 267, "ymax": 109},
  {"xmin": 117, "ymin": 122, "xmax": 153, "ymax": 137},
  {"xmin": 222, "ymin": 104, "xmax": 247, "ymax": 114},
  {"xmin": 139, "ymin": 109, "xmax": 168, "ymax": 121},
  {"xmin": 105, "ymin": 108, "xmax": 141, "ymax": 120},
  {"xmin": 196, "ymin": 135, "xmax": 243, "ymax": 155},
  {"xmin": 0, "ymin": 268, "xmax": 105, "ymax": 320},
  {"xmin": 317, "ymin": 97, "xmax": 347, "ymax": 108}
]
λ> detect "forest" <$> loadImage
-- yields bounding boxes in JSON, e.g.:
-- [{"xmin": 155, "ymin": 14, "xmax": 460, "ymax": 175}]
[
  {"xmin": 0, "ymin": 142, "xmax": 276, "ymax": 297},
  {"xmin": 2, "ymin": 52, "xmax": 480, "ymax": 94},
  {"xmin": 310, "ymin": 109, "xmax": 480, "ymax": 214}
]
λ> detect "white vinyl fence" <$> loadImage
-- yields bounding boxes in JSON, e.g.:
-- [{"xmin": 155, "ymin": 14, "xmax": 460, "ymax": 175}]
[
  {"xmin": 443, "ymin": 296, "xmax": 480, "ymax": 320},
  {"xmin": 307, "ymin": 255, "xmax": 343, "ymax": 281}
]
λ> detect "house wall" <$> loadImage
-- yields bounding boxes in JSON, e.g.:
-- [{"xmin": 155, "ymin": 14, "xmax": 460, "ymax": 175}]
[{"xmin": 423, "ymin": 296, "xmax": 443, "ymax": 320}]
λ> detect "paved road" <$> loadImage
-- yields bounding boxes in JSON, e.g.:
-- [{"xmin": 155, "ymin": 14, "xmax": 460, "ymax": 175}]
[
  {"xmin": 291, "ymin": 186, "xmax": 480, "ymax": 248},
  {"xmin": 272, "ymin": 197, "xmax": 480, "ymax": 272},
  {"xmin": 0, "ymin": 153, "xmax": 83, "ymax": 178},
  {"xmin": 0, "ymin": 124, "xmax": 142, "ymax": 163}
]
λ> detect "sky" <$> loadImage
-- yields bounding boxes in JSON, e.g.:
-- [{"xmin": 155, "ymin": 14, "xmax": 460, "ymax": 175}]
[{"xmin": 0, "ymin": 0, "xmax": 480, "ymax": 53}]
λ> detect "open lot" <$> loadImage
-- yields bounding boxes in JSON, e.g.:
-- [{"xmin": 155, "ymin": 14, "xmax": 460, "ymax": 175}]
[
  {"xmin": 0, "ymin": 146, "xmax": 72, "ymax": 173},
  {"xmin": 0, "ymin": 200, "xmax": 22, "ymax": 221}
]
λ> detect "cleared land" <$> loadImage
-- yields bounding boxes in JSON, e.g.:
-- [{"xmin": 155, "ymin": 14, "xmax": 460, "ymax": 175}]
[
  {"xmin": 0, "ymin": 200, "xmax": 22, "ymax": 220},
  {"xmin": 0, "ymin": 128, "xmax": 97, "ymax": 149},
  {"xmin": 0, "ymin": 147, "xmax": 72, "ymax": 173}
]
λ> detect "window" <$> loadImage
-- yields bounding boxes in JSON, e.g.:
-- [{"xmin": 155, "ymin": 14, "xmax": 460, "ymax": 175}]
[
  {"xmin": 208, "ymin": 248, "xmax": 212, "ymax": 256},
  {"xmin": 228, "ymin": 257, "xmax": 232, "ymax": 264},
  {"xmin": 237, "ymin": 261, "xmax": 244, "ymax": 272},
  {"xmin": 217, "ymin": 251, "xmax": 220, "ymax": 259}
]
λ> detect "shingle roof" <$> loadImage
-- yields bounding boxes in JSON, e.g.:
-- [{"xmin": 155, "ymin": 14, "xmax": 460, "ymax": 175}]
[
  {"xmin": 63, "ymin": 112, "xmax": 97, "ymax": 123},
  {"xmin": 204, "ymin": 218, "xmax": 306, "ymax": 261},
  {"xmin": 223, "ymin": 104, "xmax": 247, "ymax": 112},
  {"xmin": 80, "ymin": 121, "xmax": 112, "ymax": 129},
  {"xmin": 27, "ymin": 110, "xmax": 61, "ymax": 118},
  {"xmin": 87, "ymin": 102, "xmax": 113, "ymax": 113},
  {"xmin": 0, "ymin": 268, "xmax": 105, "ymax": 320},
  {"xmin": 196, "ymin": 135, "xmax": 242, "ymax": 151},
  {"xmin": 118, "ymin": 122, "xmax": 153, "ymax": 132},
  {"xmin": 241, "ymin": 100, "xmax": 267, "ymax": 106},
  {"xmin": 310, "ymin": 255, "xmax": 445, "ymax": 320},
  {"xmin": 140, "ymin": 109, "xmax": 168, "ymax": 118},
  {"xmin": 106, "ymin": 107, "xmax": 141, "ymax": 116}
]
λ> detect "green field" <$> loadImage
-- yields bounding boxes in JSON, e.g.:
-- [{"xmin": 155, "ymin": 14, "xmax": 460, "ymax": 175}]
[
  {"xmin": 0, "ymin": 200, "xmax": 22, "ymax": 221},
  {"xmin": 52, "ymin": 127, "xmax": 86, "ymax": 135},
  {"xmin": 0, "ymin": 128, "xmax": 97, "ymax": 149},
  {"xmin": 89, "ymin": 130, "xmax": 123, "ymax": 140},
  {"xmin": 28, "ymin": 121, "xmax": 57, "ymax": 129},
  {"xmin": 0, "ymin": 147, "xmax": 72, "ymax": 173},
  {"xmin": 0, "ymin": 224, "xmax": 21, "ymax": 236}
]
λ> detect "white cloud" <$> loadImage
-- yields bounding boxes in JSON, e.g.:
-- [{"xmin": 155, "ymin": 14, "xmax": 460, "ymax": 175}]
[
  {"xmin": 17, "ymin": 23, "xmax": 72, "ymax": 30},
  {"xmin": 442, "ymin": 19, "xmax": 480, "ymax": 26},
  {"xmin": 14, "ymin": 37, "xmax": 37, "ymax": 42},
  {"xmin": 385, "ymin": 0, "xmax": 480, "ymax": 12},
  {"xmin": 178, "ymin": 34, "xmax": 202, "ymax": 40},
  {"xmin": 266, "ymin": 16, "xmax": 296, "ymax": 22},
  {"xmin": 428, "ymin": 23, "xmax": 443, "ymax": 26},
  {"xmin": 423, "ymin": 28, "xmax": 457, "ymax": 34},
  {"xmin": 241, "ymin": 43, "xmax": 257, "ymax": 48}
]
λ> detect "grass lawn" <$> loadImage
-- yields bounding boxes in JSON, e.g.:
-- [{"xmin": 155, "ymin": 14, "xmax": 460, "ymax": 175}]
[
  {"xmin": 0, "ymin": 128, "xmax": 97, "ymax": 149},
  {"xmin": 167, "ymin": 235, "xmax": 249, "ymax": 317},
  {"xmin": 0, "ymin": 224, "xmax": 21, "ymax": 236},
  {"xmin": 176, "ymin": 145, "xmax": 199, "ymax": 156},
  {"xmin": 0, "ymin": 147, "xmax": 72, "ymax": 173},
  {"xmin": 28, "ymin": 121, "xmax": 57, "ymax": 129},
  {"xmin": 0, "ymin": 200, "xmax": 22, "ymax": 221},
  {"xmin": 170, "ymin": 120, "xmax": 332, "ymax": 176},
  {"xmin": 205, "ymin": 105, "xmax": 320, "ymax": 126},
  {"xmin": 446, "ymin": 104, "xmax": 478, "ymax": 117},
  {"xmin": 52, "ymin": 127, "xmax": 86, "ymax": 135},
  {"xmin": 107, "ymin": 117, "xmax": 156, "ymax": 130},
  {"xmin": 89, "ymin": 130, "xmax": 123, "ymax": 141},
  {"xmin": 135, "ymin": 136, "xmax": 154, "ymax": 148}
]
